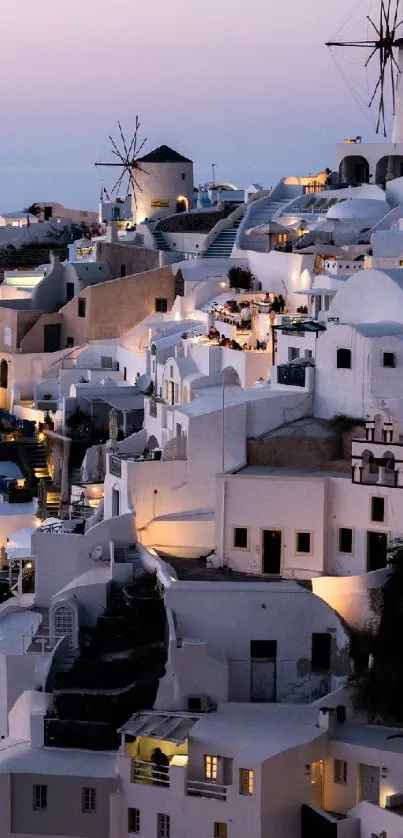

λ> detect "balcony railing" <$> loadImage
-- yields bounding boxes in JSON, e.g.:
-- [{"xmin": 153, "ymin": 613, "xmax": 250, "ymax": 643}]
[
  {"xmin": 186, "ymin": 779, "xmax": 227, "ymax": 800},
  {"xmin": 277, "ymin": 364, "xmax": 306, "ymax": 388},
  {"xmin": 131, "ymin": 759, "xmax": 170, "ymax": 787}
]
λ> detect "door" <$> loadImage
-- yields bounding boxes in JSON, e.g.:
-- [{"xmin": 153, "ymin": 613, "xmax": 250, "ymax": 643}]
[
  {"xmin": 250, "ymin": 640, "xmax": 277, "ymax": 702},
  {"xmin": 310, "ymin": 761, "xmax": 323, "ymax": 810},
  {"xmin": 262, "ymin": 530, "xmax": 282, "ymax": 575},
  {"xmin": 358, "ymin": 764, "xmax": 380, "ymax": 805},
  {"xmin": 43, "ymin": 324, "xmax": 61, "ymax": 353},
  {"xmin": 112, "ymin": 488, "xmax": 120, "ymax": 517},
  {"xmin": 367, "ymin": 531, "xmax": 388, "ymax": 571}
]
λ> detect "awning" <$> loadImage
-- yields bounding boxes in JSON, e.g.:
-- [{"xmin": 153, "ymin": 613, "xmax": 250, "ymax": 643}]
[
  {"xmin": 295, "ymin": 289, "xmax": 337, "ymax": 296},
  {"xmin": 119, "ymin": 712, "xmax": 199, "ymax": 744}
]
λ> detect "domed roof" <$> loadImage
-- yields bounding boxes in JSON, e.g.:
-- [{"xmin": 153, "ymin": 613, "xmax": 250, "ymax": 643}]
[
  {"xmin": 327, "ymin": 199, "xmax": 389, "ymax": 222},
  {"xmin": 328, "ymin": 268, "xmax": 403, "ymax": 324}
]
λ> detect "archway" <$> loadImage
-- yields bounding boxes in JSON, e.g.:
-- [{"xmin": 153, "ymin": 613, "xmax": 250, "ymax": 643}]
[
  {"xmin": 339, "ymin": 156, "xmax": 370, "ymax": 186},
  {"xmin": 383, "ymin": 451, "xmax": 396, "ymax": 485},
  {"xmin": 176, "ymin": 195, "xmax": 189, "ymax": 213},
  {"xmin": 53, "ymin": 603, "xmax": 75, "ymax": 646},
  {"xmin": 147, "ymin": 435, "xmax": 159, "ymax": 451},
  {"xmin": 0, "ymin": 360, "xmax": 8, "ymax": 389},
  {"xmin": 362, "ymin": 449, "xmax": 379, "ymax": 483},
  {"xmin": 375, "ymin": 155, "xmax": 403, "ymax": 185}
]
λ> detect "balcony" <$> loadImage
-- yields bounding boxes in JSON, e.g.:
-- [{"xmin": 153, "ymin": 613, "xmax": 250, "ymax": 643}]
[
  {"xmin": 277, "ymin": 363, "xmax": 306, "ymax": 388},
  {"xmin": 186, "ymin": 779, "xmax": 227, "ymax": 800},
  {"xmin": 131, "ymin": 758, "xmax": 170, "ymax": 787}
]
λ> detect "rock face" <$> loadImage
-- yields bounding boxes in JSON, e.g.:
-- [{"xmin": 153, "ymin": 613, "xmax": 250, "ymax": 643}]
[{"xmin": 247, "ymin": 417, "xmax": 347, "ymax": 471}]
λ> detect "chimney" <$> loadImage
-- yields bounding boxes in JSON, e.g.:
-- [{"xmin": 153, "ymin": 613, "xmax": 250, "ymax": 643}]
[
  {"xmin": 105, "ymin": 222, "xmax": 118, "ymax": 244},
  {"xmin": 318, "ymin": 707, "xmax": 337, "ymax": 735}
]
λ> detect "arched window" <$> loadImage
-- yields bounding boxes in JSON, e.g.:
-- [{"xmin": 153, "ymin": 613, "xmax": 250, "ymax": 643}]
[
  {"xmin": 53, "ymin": 604, "xmax": 75, "ymax": 646},
  {"xmin": 0, "ymin": 360, "xmax": 8, "ymax": 389}
]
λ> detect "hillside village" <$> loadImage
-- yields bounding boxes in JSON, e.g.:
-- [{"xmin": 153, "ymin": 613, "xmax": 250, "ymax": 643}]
[{"xmin": 3, "ymin": 4, "xmax": 403, "ymax": 838}]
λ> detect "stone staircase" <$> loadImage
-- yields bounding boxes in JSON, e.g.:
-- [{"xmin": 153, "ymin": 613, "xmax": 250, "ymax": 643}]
[
  {"xmin": 202, "ymin": 219, "xmax": 242, "ymax": 258},
  {"xmin": 19, "ymin": 438, "xmax": 61, "ymax": 515},
  {"xmin": 152, "ymin": 229, "xmax": 171, "ymax": 252}
]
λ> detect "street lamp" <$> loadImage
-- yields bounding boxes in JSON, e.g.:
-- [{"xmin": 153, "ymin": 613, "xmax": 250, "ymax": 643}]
[{"xmin": 268, "ymin": 312, "xmax": 277, "ymax": 363}]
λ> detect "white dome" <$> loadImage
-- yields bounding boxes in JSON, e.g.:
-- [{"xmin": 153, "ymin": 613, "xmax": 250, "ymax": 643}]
[
  {"xmin": 327, "ymin": 199, "xmax": 389, "ymax": 222},
  {"xmin": 328, "ymin": 268, "xmax": 403, "ymax": 324}
]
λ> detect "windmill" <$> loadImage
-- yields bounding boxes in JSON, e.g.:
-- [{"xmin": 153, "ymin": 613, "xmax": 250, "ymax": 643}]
[
  {"xmin": 326, "ymin": 0, "xmax": 403, "ymax": 138},
  {"xmin": 95, "ymin": 116, "xmax": 149, "ymax": 221}
]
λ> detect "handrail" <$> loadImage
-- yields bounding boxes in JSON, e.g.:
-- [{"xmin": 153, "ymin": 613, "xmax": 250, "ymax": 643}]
[
  {"xmin": 131, "ymin": 758, "xmax": 170, "ymax": 786},
  {"xmin": 201, "ymin": 203, "xmax": 246, "ymax": 254},
  {"xmin": 186, "ymin": 779, "xmax": 227, "ymax": 800}
]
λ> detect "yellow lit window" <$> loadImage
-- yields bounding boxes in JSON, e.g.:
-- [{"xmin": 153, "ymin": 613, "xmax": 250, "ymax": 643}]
[
  {"xmin": 239, "ymin": 768, "xmax": 254, "ymax": 795},
  {"xmin": 214, "ymin": 824, "xmax": 227, "ymax": 838},
  {"xmin": 204, "ymin": 755, "xmax": 218, "ymax": 780}
]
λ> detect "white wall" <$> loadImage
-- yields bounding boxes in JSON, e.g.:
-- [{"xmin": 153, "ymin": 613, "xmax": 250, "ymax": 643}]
[
  {"xmin": 165, "ymin": 581, "xmax": 350, "ymax": 702},
  {"xmin": 215, "ymin": 473, "xmax": 326, "ymax": 578}
]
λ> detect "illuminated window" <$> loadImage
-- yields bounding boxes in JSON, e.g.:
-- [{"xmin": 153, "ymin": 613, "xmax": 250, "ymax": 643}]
[
  {"xmin": 239, "ymin": 768, "xmax": 254, "ymax": 795},
  {"xmin": 334, "ymin": 759, "xmax": 347, "ymax": 784},
  {"xmin": 204, "ymin": 755, "xmax": 218, "ymax": 780},
  {"xmin": 214, "ymin": 824, "xmax": 227, "ymax": 838}
]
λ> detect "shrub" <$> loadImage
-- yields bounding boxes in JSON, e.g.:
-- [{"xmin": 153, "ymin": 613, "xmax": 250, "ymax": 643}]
[{"xmin": 227, "ymin": 266, "xmax": 255, "ymax": 291}]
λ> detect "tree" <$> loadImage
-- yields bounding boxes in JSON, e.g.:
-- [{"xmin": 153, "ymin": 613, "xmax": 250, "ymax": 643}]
[
  {"xmin": 24, "ymin": 203, "xmax": 41, "ymax": 217},
  {"xmin": 227, "ymin": 266, "xmax": 255, "ymax": 291},
  {"xmin": 354, "ymin": 537, "xmax": 403, "ymax": 722}
]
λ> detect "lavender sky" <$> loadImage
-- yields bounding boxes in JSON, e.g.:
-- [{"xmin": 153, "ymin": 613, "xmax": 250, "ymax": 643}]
[{"xmin": 0, "ymin": 0, "xmax": 389, "ymax": 210}]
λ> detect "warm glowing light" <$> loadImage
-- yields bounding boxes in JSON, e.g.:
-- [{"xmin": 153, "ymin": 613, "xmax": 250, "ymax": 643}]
[
  {"xmin": 220, "ymin": 281, "xmax": 229, "ymax": 288},
  {"xmin": 174, "ymin": 312, "xmax": 181, "ymax": 321},
  {"xmin": 38, "ymin": 432, "xmax": 45, "ymax": 442},
  {"xmin": 26, "ymin": 562, "xmax": 32, "ymax": 569}
]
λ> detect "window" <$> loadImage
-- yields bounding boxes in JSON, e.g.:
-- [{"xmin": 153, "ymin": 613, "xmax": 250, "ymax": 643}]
[
  {"xmin": 78, "ymin": 297, "xmax": 86, "ymax": 318},
  {"xmin": 170, "ymin": 365, "xmax": 174, "ymax": 378},
  {"xmin": 371, "ymin": 496, "xmax": 385, "ymax": 523},
  {"xmin": 204, "ymin": 755, "xmax": 218, "ymax": 780},
  {"xmin": 181, "ymin": 172, "xmax": 186, "ymax": 181},
  {"xmin": 155, "ymin": 298, "xmax": 168, "ymax": 313},
  {"xmin": 289, "ymin": 347, "xmax": 300, "ymax": 361},
  {"xmin": 123, "ymin": 366, "xmax": 127, "ymax": 381},
  {"xmin": 82, "ymin": 787, "xmax": 96, "ymax": 813},
  {"xmin": 174, "ymin": 383, "xmax": 179, "ymax": 403},
  {"xmin": 0, "ymin": 360, "xmax": 8, "ymax": 389},
  {"xmin": 334, "ymin": 759, "xmax": 347, "ymax": 784},
  {"xmin": 214, "ymin": 825, "xmax": 227, "ymax": 838},
  {"xmin": 296, "ymin": 532, "xmax": 312, "ymax": 554},
  {"xmin": 337, "ymin": 348, "xmax": 351, "ymax": 369},
  {"xmin": 233, "ymin": 527, "xmax": 248, "ymax": 549},
  {"xmin": 339, "ymin": 527, "xmax": 353, "ymax": 554},
  {"xmin": 239, "ymin": 768, "xmax": 254, "ymax": 795},
  {"xmin": 383, "ymin": 351, "xmax": 396, "ymax": 368},
  {"xmin": 312, "ymin": 633, "xmax": 331, "ymax": 672},
  {"xmin": 33, "ymin": 784, "xmax": 47, "ymax": 811},
  {"xmin": 128, "ymin": 808, "xmax": 140, "ymax": 833},
  {"xmin": 66, "ymin": 336, "xmax": 74, "ymax": 348},
  {"xmin": 157, "ymin": 813, "xmax": 170, "ymax": 838},
  {"xmin": 305, "ymin": 349, "xmax": 313, "ymax": 359}
]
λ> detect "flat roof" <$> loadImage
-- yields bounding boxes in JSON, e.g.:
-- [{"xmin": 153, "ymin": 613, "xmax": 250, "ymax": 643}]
[
  {"xmin": 234, "ymin": 465, "xmax": 349, "ymax": 480},
  {"xmin": 0, "ymin": 741, "xmax": 117, "ymax": 775},
  {"xmin": 0, "ymin": 462, "xmax": 23, "ymax": 480},
  {"xmin": 333, "ymin": 723, "xmax": 403, "ymax": 754},
  {"xmin": 0, "ymin": 611, "xmax": 41, "ymax": 655}
]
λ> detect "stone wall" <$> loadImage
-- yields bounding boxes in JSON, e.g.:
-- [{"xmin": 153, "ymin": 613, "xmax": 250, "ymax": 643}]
[
  {"xmin": 96, "ymin": 242, "xmax": 159, "ymax": 279},
  {"xmin": 59, "ymin": 265, "xmax": 178, "ymax": 346},
  {"xmin": 247, "ymin": 431, "xmax": 342, "ymax": 471}
]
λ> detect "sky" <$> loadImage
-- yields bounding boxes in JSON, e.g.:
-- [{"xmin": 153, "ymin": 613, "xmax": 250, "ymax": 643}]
[{"xmin": 0, "ymin": 0, "xmax": 391, "ymax": 210}]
